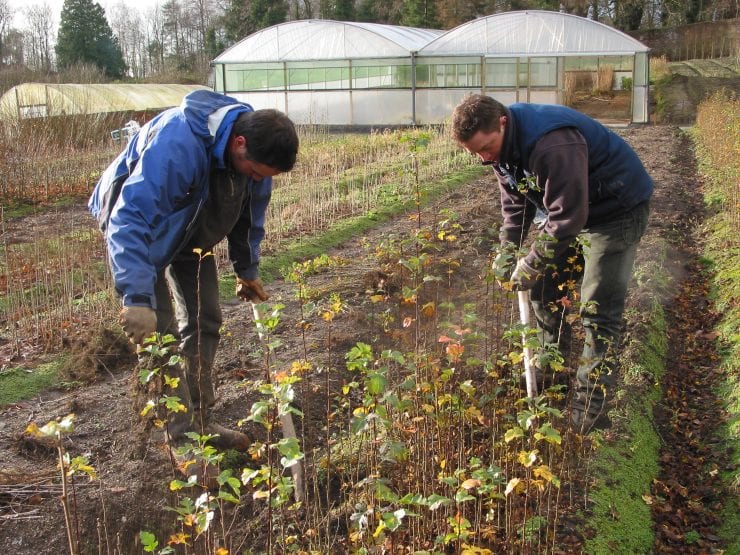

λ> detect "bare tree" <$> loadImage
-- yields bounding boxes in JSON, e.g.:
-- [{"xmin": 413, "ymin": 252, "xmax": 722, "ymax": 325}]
[
  {"xmin": 109, "ymin": 2, "xmax": 148, "ymax": 78},
  {"xmin": 23, "ymin": 3, "xmax": 55, "ymax": 71},
  {"xmin": 0, "ymin": 0, "xmax": 13, "ymax": 66}
]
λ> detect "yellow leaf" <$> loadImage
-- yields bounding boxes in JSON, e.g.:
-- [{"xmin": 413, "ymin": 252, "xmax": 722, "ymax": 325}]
[
  {"xmin": 421, "ymin": 302, "xmax": 436, "ymax": 318},
  {"xmin": 372, "ymin": 521, "xmax": 386, "ymax": 538},
  {"xmin": 167, "ymin": 532, "xmax": 191, "ymax": 545},
  {"xmin": 505, "ymin": 478, "xmax": 521, "ymax": 496},
  {"xmin": 215, "ymin": 548, "xmax": 229, "ymax": 555},
  {"xmin": 533, "ymin": 464, "xmax": 554, "ymax": 482},
  {"xmin": 518, "ymin": 450, "xmax": 539, "ymax": 468},
  {"xmin": 140, "ymin": 400, "xmax": 156, "ymax": 417},
  {"xmin": 461, "ymin": 544, "xmax": 493, "ymax": 554}
]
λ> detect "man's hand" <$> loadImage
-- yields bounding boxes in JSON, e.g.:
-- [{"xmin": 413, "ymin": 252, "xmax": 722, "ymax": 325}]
[
  {"xmin": 511, "ymin": 259, "xmax": 540, "ymax": 291},
  {"xmin": 120, "ymin": 306, "xmax": 157, "ymax": 344},
  {"xmin": 236, "ymin": 278, "xmax": 269, "ymax": 302}
]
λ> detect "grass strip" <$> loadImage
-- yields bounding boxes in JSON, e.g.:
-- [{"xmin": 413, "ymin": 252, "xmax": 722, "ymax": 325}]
[
  {"xmin": 0, "ymin": 360, "xmax": 61, "ymax": 406},
  {"xmin": 220, "ymin": 164, "xmax": 487, "ymax": 295},
  {"xmin": 693, "ymin": 93, "xmax": 739, "ymax": 553},
  {"xmin": 584, "ymin": 295, "xmax": 666, "ymax": 554}
]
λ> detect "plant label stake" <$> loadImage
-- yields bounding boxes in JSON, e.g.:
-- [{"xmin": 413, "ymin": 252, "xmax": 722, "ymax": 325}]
[
  {"xmin": 251, "ymin": 302, "xmax": 305, "ymax": 503},
  {"xmin": 518, "ymin": 289, "xmax": 538, "ymax": 399}
]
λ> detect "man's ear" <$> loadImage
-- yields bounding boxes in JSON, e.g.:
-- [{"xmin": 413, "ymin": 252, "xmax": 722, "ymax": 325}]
[{"xmin": 230, "ymin": 134, "xmax": 247, "ymax": 149}]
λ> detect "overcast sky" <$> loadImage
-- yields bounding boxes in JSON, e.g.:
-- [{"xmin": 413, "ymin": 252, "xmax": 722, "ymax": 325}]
[{"xmin": 8, "ymin": 0, "xmax": 164, "ymax": 28}]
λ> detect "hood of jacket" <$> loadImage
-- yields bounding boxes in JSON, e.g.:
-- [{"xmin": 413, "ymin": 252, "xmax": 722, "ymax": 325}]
[{"xmin": 181, "ymin": 89, "xmax": 253, "ymax": 169}]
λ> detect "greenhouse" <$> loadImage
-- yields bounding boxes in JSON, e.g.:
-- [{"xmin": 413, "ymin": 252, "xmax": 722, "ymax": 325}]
[
  {"xmin": 0, "ymin": 83, "xmax": 210, "ymax": 120},
  {"xmin": 213, "ymin": 12, "xmax": 650, "ymax": 125},
  {"xmin": 417, "ymin": 11, "xmax": 650, "ymax": 123},
  {"xmin": 212, "ymin": 19, "xmax": 443, "ymax": 126}
]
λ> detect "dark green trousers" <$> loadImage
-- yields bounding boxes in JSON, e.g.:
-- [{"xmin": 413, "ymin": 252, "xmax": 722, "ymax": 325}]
[
  {"xmin": 530, "ymin": 201, "xmax": 650, "ymax": 415},
  {"xmin": 153, "ymin": 253, "xmax": 222, "ymax": 439}
]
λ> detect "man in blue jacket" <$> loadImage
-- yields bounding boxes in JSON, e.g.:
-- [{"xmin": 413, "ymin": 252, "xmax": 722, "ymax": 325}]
[
  {"xmin": 90, "ymin": 90, "xmax": 299, "ymax": 451},
  {"xmin": 451, "ymin": 94, "xmax": 652, "ymax": 433}
]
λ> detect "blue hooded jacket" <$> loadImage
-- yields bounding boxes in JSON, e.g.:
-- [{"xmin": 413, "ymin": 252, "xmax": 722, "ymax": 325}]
[{"xmin": 89, "ymin": 90, "xmax": 271, "ymax": 308}]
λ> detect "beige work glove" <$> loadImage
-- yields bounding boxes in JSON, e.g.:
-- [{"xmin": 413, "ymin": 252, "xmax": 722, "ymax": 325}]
[
  {"xmin": 510, "ymin": 259, "xmax": 540, "ymax": 291},
  {"xmin": 120, "ymin": 306, "xmax": 157, "ymax": 345},
  {"xmin": 235, "ymin": 277, "xmax": 269, "ymax": 302}
]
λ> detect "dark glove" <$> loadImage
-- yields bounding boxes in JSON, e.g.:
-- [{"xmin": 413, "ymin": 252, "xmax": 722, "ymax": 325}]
[
  {"xmin": 236, "ymin": 277, "xmax": 269, "ymax": 302},
  {"xmin": 120, "ymin": 306, "xmax": 157, "ymax": 344},
  {"xmin": 510, "ymin": 259, "xmax": 540, "ymax": 291}
]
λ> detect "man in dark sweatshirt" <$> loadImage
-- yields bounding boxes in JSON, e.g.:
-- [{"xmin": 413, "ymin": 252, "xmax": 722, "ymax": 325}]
[{"xmin": 452, "ymin": 94, "xmax": 652, "ymax": 433}]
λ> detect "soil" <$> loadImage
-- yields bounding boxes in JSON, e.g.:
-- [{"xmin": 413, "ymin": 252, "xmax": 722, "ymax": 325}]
[{"xmin": 0, "ymin": 125, "xmax": 732, "ymax": 554}]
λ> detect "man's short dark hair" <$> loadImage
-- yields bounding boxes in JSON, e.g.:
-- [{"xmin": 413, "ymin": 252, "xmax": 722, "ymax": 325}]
[
  {"xmin": 451, "ymin": 94, "xmax": 508, "ymax": 142},
  {"xmin": 233, "ymin": 109, "xmax": 299, "ymax": 172}
]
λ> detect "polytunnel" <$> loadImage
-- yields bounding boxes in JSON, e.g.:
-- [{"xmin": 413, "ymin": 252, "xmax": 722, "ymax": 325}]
[
  {"xmin": 213, "ymin": 12, "xmax": 651, "ymax": 126},
  {"xmin": 416, "ymin": 10, "xmax": 651, "ymax": 123},
  {"xmin": 212, "ymin": 19, "xmax": 444, "ymax": 126},
  {"xmin": 0, "ymin": 83, "xmax": 211, "ymax": 120}
]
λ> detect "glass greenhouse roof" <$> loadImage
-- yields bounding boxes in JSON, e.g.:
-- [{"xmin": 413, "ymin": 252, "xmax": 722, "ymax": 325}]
[
  {"xmin": 419, "ymin": 10, "xmax": 650, "ymax": 57},
  {"xmin": 214, "ymin": 19, "xmax": 444, "ymax": 63},
  {"xmin": 0, "ymin": 83, "xmax": 210, "ymax": 120}
]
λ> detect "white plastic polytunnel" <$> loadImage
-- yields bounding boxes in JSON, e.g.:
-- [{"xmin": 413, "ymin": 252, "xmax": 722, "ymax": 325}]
[
  {"xmin": 415, "ymin": 11, "xmax": 650, "ymax": 123},
  {"xmin": 213, "ymin": 12, "xmax": 651, "ymax": 126},
  {"xmin": 214, "ymin": 19, "xmax": 443, "ymax": 62},
  {"xmin": 419, "ymin": 10, "xmax": 650, "ymax": 57},
  {"xmin": 0, "ymin": 83, "xmax": 211, "ymax": 120}
]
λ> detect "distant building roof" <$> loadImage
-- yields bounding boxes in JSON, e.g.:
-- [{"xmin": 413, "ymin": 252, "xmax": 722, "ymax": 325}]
[{"xmin": 0, "ymin": 83, "xmax": 211, "ymax": 120}]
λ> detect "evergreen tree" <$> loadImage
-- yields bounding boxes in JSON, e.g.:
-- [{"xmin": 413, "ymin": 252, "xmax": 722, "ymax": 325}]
[
  {"xmin": 356, "ymin": 0, "xmax": 378, "ymax": 21},
  {"xmin": 251, "ymin": 0, "xmax": 288, "ymax": 29},
  {"xmin": 224, "ymin": 0, "xmax": 287, "ymax": 44},
  {"xmin": 401, "ymin": 0, "xmax": 440, "ymax": 28},
  {"xmin": 56, "ymin": 0, "xmax": 126, "ymax": 78},
  {"xmin": 334, "ymin": 0, "xmax": 357, "ymax": 20}
]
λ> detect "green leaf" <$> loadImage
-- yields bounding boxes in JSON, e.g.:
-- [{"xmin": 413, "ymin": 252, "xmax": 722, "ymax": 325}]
[
  {"xmin": 139, "ymin": 531, "xmax": 158, "ymax": 552},
  {"xmin": 350, "ymin": 414, "xmax": 369, "ymax": 435},
  {"xmin": 504, "ymin": 426, "xmax": 525, "ymax": 443},
  {"xmin": 161, "ymin": 396, "xmax": 186, "ymax": 413},
  {"xmin": 455, "ymin": 490, "xmax": 476, "ymax": 503},
  {"xmin": 534, "ymin": 422, "xmax": 562, "ymax": 445},
  {"xmin": 427, "ymin": 494, "xmax": 451, "ymax": 511},
  {"xmin": 276, "ymin": 436, "xmax": 304, "ymax": 468},
  {"xmin": 367, "ymin": 372, "xmax": 388, "ymax": 396}
]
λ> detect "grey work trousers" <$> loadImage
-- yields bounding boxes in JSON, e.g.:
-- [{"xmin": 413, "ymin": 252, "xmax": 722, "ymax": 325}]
[
  {"xmin": 530, "ymin": 201, "xmax": 650, "ymax": 415},
  {"xmin": 152, "ymin": 253, "xmax": 223, "ymax": 439}
]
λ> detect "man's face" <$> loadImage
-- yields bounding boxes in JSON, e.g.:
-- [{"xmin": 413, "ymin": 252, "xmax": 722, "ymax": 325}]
[
  {"xmin": 460, "ymin": 115, "xmax": 507, "ymax": 165},
  {"xmin": 228, "ymin": 135, "xmax": 282, "ymax": 181}
]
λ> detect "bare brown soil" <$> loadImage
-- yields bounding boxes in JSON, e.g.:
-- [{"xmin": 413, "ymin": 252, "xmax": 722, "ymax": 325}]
[{"xmin": 0, "ymin": 125, "xmax": 730, "ymax": 553}]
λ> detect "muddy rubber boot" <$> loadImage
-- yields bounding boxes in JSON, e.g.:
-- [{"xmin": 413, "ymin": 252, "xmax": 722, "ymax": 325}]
[
  {"xmin": 203, "ymin": 422, "xmax": 252, "ymax": 451},
  {"xmin": 569, "ymin": 406, "xmax": 612, "ymax": 434}
]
